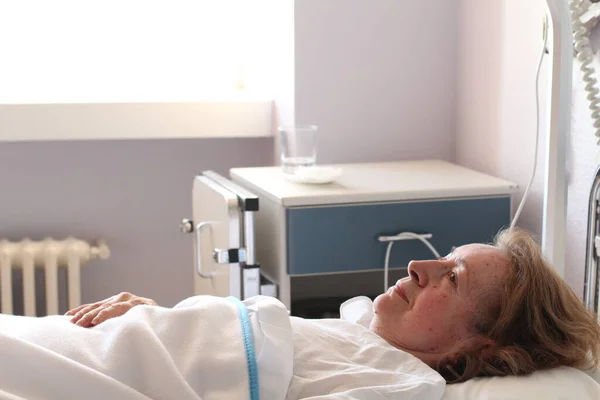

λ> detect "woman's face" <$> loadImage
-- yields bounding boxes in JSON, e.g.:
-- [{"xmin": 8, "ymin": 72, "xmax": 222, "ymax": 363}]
[{"xmin": 370, "ymin": 244, "xmax": 509, "ymax": 364}]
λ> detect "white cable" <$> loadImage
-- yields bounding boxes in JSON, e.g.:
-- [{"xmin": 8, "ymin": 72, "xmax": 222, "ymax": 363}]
[
  {"xmin": 383, "ymin": 232, "xmax": 441, "ymax": 292},
  {"xmin": 571, "ymin": 0, "xmax": 600, "ymax": 145},
  {"xmin": 510, "ymin": 15, "xmax": 549, "ymax": 229}
]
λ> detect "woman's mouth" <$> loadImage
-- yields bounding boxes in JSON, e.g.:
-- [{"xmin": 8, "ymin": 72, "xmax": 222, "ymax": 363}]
[{"xmin": 394, "ymin": 283, "xmax": 409, "ymax": 303}]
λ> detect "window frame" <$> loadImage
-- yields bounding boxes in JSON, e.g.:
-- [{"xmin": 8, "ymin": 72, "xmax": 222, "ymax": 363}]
[{"xmin": 0, "ymin": 100, "xmax": 274, "ymax": 141}]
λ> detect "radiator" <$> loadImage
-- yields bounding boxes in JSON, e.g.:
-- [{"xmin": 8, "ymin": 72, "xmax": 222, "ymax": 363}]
[{"xmin": 0, "ymin": 238, "xmax": 110, "ymax": 316}]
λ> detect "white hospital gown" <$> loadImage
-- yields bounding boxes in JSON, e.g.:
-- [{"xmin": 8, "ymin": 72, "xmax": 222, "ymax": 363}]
[{"xmin": 286, "ymin": 296, "xmax": 446, "ymax": 400}]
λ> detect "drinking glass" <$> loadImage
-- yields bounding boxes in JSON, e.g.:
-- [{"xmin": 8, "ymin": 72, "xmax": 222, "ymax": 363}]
[{"xmin": 278, "ymin": 125, "xmax": 318, "ymax": 174}]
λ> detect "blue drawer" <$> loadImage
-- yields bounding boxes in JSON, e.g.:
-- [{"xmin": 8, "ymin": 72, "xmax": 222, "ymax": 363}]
[{"xmin": 286, "ymin": 197, "xmax": 511, "ymax": 275}]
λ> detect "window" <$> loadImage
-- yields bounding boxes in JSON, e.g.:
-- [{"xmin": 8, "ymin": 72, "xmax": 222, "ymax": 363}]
[{"xmin": 0, "ymin": 1, "xmax": 286, "ymax": 140}]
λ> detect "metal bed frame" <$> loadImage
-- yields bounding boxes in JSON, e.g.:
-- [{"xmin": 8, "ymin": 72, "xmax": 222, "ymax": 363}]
[{"xmin": 585, "ymin": 166, "xmax": 600, "ymax": 314}]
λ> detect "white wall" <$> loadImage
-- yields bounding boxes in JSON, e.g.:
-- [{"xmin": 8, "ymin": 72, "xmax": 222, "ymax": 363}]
[
  {"xmin": 294, "ymin": 0, "xmax": 459, "ymax": 164},
  {"xmin": 457, "ymin": 0, "xmax": 600, "ymax": 294}
]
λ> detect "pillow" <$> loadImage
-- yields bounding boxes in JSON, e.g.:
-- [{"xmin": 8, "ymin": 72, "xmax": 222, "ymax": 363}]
[
  {"xmin": 588, "ymin": 367, "xmax": 600, "ymax": 384},
  {"xmin": 442, "ymin": 366, "xmax": 600, "ymax": 400},
  {"xmin": 339, "ymin": 297, "xmax": 600, "ymax": 399}
]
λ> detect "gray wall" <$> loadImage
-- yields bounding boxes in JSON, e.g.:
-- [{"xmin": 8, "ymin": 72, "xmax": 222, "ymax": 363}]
[
  {"xmin": 295, "ymin": 0, "xmax": 459, "ymax": 164},
  {"xmin": 0, "ymin": 139, "xmax": 273, "ymax": 309}
]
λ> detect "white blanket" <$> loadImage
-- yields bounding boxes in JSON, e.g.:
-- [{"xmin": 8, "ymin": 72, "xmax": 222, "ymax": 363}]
[
  {"xmin": 0, "ymin": 294, "xmax": 447, "ymax": 400},
  {"xmin": 0, "ymin": 295, "xmax": 293, "ymax": 400}
]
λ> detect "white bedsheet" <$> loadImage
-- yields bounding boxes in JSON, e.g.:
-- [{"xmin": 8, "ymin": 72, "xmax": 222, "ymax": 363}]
[
  {"xmin": 0, "ymin": 295, "xmax": 293, "ymax": 400},
  {"xmin": 287, "ymin": 316, "xmax": 446, "ymax": 399}
]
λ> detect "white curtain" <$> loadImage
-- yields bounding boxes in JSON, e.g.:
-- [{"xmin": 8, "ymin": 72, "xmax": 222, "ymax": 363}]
[{"xmin": 0, "ymin": 0, "xmax": 280, "ymax": 104}]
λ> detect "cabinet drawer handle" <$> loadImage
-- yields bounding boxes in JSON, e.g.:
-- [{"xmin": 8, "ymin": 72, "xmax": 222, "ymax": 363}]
[
  {"xmin": 195, "ymin": 222, "xmax": 216, "ymax": 278},
  {"xmin": 377, "ymin": 232, "xmax": 440, "ymax": 259},
  {"xmin": 378, "ymin": 233, "xmax": 433, "ymax": 243},
  {"xmin": 377, "ymin": 231, "xmax": 441, "ymax": 292}
]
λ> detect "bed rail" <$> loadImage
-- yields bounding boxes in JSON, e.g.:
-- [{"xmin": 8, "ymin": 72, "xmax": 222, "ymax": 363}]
[{"xmin": 584, "ymin": 165, "xmax": 600, "ymax": 314}]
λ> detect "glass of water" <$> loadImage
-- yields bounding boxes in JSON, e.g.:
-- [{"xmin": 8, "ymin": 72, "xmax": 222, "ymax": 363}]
[{"xmin": 278, "ymin": 125, "xmax": 318, "ymax": 174}]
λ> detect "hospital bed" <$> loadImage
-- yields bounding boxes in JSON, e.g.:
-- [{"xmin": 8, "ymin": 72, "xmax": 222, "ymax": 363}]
[
  {"xmin": 585, "ymin": 165, "xmax": 600, "ymax": 319},
  {"xmin": 441, "ymin": 163, "xmax": 600, "ymax": 398},
  {"xmin": 442, "ymin": 154, "xmax": 600, "ymax": 399},
  {"xmin": 182, "ymin": 162, "xmax": 600, "ymax": 399}
]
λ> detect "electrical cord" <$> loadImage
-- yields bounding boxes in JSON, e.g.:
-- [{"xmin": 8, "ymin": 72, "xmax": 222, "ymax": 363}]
[{"xmin": 510, "ymin": 14, "xmax": 549, "ymax": 229}]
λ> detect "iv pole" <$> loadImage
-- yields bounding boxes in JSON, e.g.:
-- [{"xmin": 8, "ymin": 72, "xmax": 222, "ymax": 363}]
[{"xmin": 542, "ymin": 0, "xmax": 572, "ymax": 278}]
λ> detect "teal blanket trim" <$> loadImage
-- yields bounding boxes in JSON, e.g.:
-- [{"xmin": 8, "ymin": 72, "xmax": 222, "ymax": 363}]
[{"xmin": 227, "ymin": 297, "xmax": 259, "ymax": 400}]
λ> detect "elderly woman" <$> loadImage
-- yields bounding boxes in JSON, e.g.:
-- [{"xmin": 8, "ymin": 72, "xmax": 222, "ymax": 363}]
[{"xmin": 2, "ymin": 229, "xmax": 599, "ymax": 400}]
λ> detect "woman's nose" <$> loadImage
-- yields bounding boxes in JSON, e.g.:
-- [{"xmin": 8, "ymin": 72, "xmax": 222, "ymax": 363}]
[
  {"xmin": 407, "ymin": 260, "xmax": 429, "ymax": 287},
  {"xmin": 407, "ymin": 259, "xmax": 445, "ymax": 287}
]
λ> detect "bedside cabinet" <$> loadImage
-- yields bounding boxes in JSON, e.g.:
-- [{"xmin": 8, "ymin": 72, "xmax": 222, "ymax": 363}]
[{"xmin": 188, "ymin": 160, "xmax": 518, "ymax": 315}]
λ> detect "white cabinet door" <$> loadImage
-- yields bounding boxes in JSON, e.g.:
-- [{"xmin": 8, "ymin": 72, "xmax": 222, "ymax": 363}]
[{"xmin": 191, "ymin": 176, "xmax": 242, "ymax": 298}]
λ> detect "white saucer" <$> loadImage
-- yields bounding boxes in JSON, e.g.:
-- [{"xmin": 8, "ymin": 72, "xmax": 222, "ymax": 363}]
[{"xmin": 284, "ymin": 166, "xmax": 343, "ymax": 185}]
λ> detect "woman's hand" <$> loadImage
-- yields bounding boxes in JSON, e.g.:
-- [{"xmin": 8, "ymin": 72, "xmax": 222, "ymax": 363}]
[{"xmin": 65, "ymin": 292, "xmax": 158, "ymax": 328}]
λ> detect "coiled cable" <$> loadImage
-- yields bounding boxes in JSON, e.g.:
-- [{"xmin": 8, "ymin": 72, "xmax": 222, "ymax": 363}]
[{"xmin": 571, "ymin": 0, "xmax": 600, "ymax": 144}]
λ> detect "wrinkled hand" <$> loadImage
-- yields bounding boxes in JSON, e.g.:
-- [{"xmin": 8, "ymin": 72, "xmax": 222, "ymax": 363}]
[{"xmin": 65, "ymin": 292, "xmax": 158, "ymax": 328}]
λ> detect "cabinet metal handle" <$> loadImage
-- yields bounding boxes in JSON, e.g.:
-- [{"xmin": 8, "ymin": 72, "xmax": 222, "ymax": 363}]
[
  {"xmin": 378, "ymin": 232, "xmax": 441, "ymax": 260},
  {"xmin": 195, "ymin": 222, "xmax": 216, "ymax": 278},
  {"xmin": 378, "ymin": 233, "xmax": 433, "ymax": 242}
]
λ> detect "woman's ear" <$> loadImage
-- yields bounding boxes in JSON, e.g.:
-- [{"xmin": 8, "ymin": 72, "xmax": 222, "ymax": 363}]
[
  {"xmin": 441, "ymin": 336, "xmax": 496, "ymax": 369},
  {"xmin": 438, "ymin": 337, "xmax": 496, "ymax": 382},
  {"xmin": 475, "ymin": 337, "xmax": 497, "ymax": 358}
]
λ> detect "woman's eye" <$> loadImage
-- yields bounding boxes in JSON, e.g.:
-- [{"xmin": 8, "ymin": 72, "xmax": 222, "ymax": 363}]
[{"xmin": 448, "ymin": 271, "xmax": 457, "ymax": 285}]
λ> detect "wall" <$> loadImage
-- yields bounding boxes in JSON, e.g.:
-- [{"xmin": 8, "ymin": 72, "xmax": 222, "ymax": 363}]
[
  {"xmin": 0, "ymin": 0, "xmax": 460, "ymax": 311},
  {"xmin": 457, "ymin": 0, "xmax": 600, "ymax": 294},
  {"xmin": 295, "ymin": 0, "xmax": 459, "ymax": 164},
  {"xmin": 0, "ymin": 139, "xmax": 273, "ymax": 310},
  {"xmin": 458, "ymin": 0, "xmax": 547, "ymax": 233}
]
